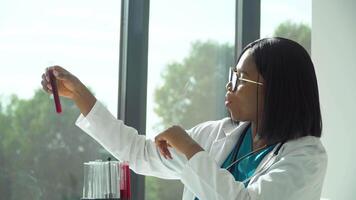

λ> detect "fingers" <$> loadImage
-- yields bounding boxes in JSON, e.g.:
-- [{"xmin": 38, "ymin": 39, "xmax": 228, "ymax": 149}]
[
  {"xmin": 155, "ymin": 138, "xmax": 172, "ymax": 159},
  {"xmin": 158, "ymin": 141, "xmax": 172, "ymax": 159},
  {"xmin": 41, "ymin": 73, "xmax": 52, "ymax": 94},
  {"xmin": 42, "ymin": 72, "xmax": 50, "ymax": 82},
  {"xmin": 47, "ymin": 65, "xmax": 68, "ymax": 74},
  {"xmin": 46, "ymin": 65, "xmax": 71, "ymax": 81},
  {"xmin": 154, "ymin": 125, "xmax": 188, "ymax": 159}
]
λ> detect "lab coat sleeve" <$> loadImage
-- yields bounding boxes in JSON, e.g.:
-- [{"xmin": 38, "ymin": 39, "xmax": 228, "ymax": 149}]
[
  {"xmin": 180, "ymin": 148, "xmax": 327, "ymax": 200},
  {"xmin": 75, "ymin": 101, "xmax": 188, "ymax": 179}
]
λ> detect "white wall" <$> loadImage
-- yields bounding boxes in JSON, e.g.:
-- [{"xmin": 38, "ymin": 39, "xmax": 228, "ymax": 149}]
[{"xmin": 312, "ymin": 0, "xmax": 356, "ymax": 199}]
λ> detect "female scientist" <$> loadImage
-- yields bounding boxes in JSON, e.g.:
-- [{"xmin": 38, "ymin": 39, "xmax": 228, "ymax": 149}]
[{"xmin": 41, "ymin": 37, "xmax": 327, "ymax": 200}]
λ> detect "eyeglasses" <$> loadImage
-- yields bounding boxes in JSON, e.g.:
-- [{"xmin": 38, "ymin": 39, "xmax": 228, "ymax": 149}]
[{"xmin": 228, "ymin": 67, "xmax": 263, "ymax": 92}]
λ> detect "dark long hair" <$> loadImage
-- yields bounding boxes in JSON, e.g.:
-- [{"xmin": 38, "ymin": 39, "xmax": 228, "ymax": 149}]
[{"xmin": 236, "ymin": 37, "xmax": 322, "ymax": 144}]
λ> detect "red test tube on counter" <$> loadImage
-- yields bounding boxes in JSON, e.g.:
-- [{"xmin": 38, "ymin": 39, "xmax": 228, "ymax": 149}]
[{"xmin": 120, "ymin": 162, "xmax": 131, "ymax": 200}]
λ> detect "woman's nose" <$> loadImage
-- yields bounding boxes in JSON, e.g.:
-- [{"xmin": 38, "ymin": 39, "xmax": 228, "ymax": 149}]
[{"xmin": 226, "ymin": 82, "xmax": 232, "ymax": 91}]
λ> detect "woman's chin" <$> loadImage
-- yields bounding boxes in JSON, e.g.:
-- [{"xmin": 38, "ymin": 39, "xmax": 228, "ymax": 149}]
[{"xmin": 230, "ymin": 113, "xmax": 246, "ymax": 122}]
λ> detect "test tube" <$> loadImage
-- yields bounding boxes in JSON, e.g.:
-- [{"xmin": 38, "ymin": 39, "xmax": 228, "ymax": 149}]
[
  {"xmin": 120, "ymin": 161, "xmax": 131, "ymax": 200},
  {"xmin": 48, "ymin": 69, "xmax": 62, "ymax": 113}
]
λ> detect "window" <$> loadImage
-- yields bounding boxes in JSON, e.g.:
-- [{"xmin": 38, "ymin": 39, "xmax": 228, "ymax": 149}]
[
  {"xmin": 145, "ymin": 0, "xmax": 235, "ymax": 199},
  {"xmin": 0, "ymin": 0, "xmax": 120, "ymax": 199},
  {"xmin": 260, "ymin": 0, "xmax": 311, "ymax": 54}
]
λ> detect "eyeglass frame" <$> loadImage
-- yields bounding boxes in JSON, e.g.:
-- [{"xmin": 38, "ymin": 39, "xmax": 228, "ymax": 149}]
[{"xmin": 228, "ymin": 67, "xmax": 263, "ymax": 92}]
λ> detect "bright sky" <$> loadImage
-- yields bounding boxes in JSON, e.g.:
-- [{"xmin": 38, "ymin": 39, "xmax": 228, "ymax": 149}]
[
  {"xmin": 0, "ymin": 0, "xmax": 121, "ymax": 111},
  {"xmin": 0, "ymin": 0, "xmax": 310, "ymax": 139}
]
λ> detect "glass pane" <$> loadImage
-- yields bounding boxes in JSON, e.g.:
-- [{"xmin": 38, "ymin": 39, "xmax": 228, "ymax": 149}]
[
  {"xmin": 145, "ymin": 0, "xmax": 235, "ymax": 199},
  {"xmin": 261, "ymin": 0, "xmax": 311, "ymax": 54},
  {"xmin": 0, "ymin": 1, "xmax": 120, "ymax": 199}
]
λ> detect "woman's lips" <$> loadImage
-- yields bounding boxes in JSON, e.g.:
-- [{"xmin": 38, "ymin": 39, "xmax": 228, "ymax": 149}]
[{"xmin": 225, "ymin": 92, "xmax": 232, "ymax": 107}]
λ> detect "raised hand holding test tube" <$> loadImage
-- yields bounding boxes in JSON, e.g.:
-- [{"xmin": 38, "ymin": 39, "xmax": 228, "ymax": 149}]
[{"xmin": 41, "ymin": 66, "xmax": 97, "ymax": 117}]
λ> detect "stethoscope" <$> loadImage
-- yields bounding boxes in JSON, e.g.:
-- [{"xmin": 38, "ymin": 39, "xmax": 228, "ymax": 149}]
[{"xmin": 225, "ymin": 124, "xmax": 286, "ymax": 173}]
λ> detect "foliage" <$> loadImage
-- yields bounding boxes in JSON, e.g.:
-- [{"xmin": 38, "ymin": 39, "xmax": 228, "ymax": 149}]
[
  {"xmin": 154, "ymin": 40, "xmax": 234, "ymax": 130},
  {"xmin": 0, "ymin": 90, "xmax": 108, "ymax": 200},
  {"xmin": 273, "ymin": 20, "xmax": 311, "ymax": 54}
]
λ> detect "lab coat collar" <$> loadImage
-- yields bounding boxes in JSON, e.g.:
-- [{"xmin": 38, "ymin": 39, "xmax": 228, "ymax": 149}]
[
  {"xmin": 205, "ymin": 118, "xmax": 324, "ymax": 187},
  {"xmin": 210, "ymin": 120, "xmax": 251, "ymax": 166},
  {"xmin": 248, "ymin": 135, "xmax": 325, "ymax": 185},
  {"xmin": 220, "ymin": 119, "xmax": 250, "ymax": 139}
]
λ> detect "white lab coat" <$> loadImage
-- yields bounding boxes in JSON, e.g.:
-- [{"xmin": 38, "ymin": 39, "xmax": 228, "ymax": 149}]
[{"xmin": 76, "ymin": 101, "xmax": 328, "ymax": 200}]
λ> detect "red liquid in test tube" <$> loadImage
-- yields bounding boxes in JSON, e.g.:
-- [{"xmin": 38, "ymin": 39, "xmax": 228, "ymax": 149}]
[
  {"xmin": 120, "ymin": 162, "xmax": 131, "ymax": 200},
  {"xmin": 48, "ymin": 69, "xmax": 62, "ymax": 113}
]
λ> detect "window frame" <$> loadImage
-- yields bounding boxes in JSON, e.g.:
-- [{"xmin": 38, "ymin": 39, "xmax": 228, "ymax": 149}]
[{"xmin": 118, "ymin": 0, "xmax": 260, "ymax": 199}]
